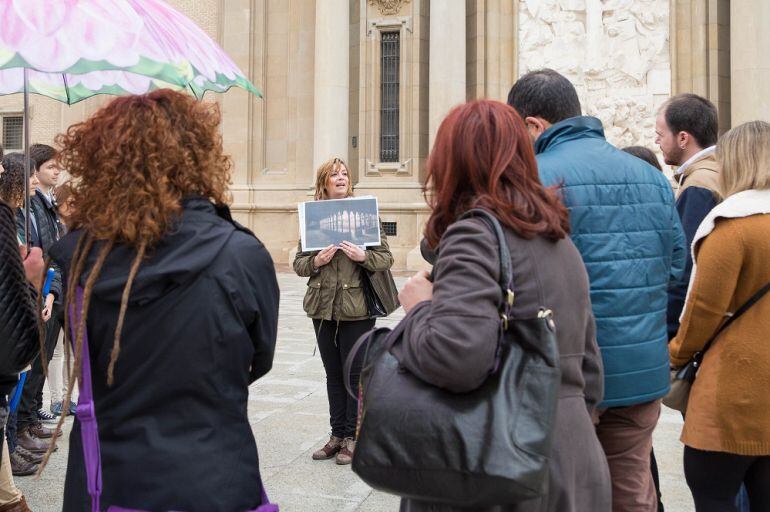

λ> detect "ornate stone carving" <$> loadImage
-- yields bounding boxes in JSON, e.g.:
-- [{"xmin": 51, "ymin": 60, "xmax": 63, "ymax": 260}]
[
  {"xmin": 518, "ymin": 0, "xmax": 670, "ymax": 148},
  {"xmin": 369, "ymin": 0, "xmax": 411, "ymax": 16}
]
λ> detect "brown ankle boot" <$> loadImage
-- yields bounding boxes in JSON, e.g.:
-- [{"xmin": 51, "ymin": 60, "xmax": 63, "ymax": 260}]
[
  {"xmin": 28, "ymin": 422, "xmax": 61, "ymax": 439},
  {"xmin": 9, "ymin": 450, "xmax": 38, "ymax": 477},
  {"xmin": 15, "ymin": 429, "xmax": 50, "ymax": 454},
  {"xmin": 335, "ymin": 437, "xmax": 355, "ymax": 465},
  {"xmin": 0, "ymin": 496, "xmax": 31, "ymax": 512},
  {"xmin": 312, "ymin": 436, "xmax": 343, "ymax": 460}
]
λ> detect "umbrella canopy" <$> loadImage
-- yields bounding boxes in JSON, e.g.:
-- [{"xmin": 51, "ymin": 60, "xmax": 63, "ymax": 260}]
[
  {"xmin": 0, "ymin": 0, "xmax": 261, "ymax": 100},
  {"xmin": 0, "ymin": 0, "xmax": 261, "ymax": 244}
]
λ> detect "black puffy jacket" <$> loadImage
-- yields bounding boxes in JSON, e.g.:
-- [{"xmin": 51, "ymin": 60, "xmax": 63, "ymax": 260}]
[{"xmin": 0, "ymin": 201, "xmax": 40, "ymax": 393}]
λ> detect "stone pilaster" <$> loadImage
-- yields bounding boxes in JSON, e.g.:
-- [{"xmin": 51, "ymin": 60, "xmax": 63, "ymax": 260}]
[
  {"xmin": 730, "ymin": 0, "xmax": 770, "ymax": 125},
  {"xmin": 313, "ymin": 0, "xmax": 350, "ymax": 172},
  {"xmin": 428, "ymin": 0, "xmax": 466, "ymax": 149}
]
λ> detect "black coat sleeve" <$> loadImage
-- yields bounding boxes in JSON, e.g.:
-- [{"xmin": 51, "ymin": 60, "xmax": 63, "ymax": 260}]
[
  {"xmin": 667, "ymin": 187, "xmax": 718, "ymax": 340},
  {"xmin": 247, "ymin": 245, "xmax": 280, "ymax": 383},
  {"xmin": 391, "ymin": 219, "xmax": 501, "ymax": 393},
  {"xmin": 226, "ymin": 233, "xmax": 280, "ymax": 383}
]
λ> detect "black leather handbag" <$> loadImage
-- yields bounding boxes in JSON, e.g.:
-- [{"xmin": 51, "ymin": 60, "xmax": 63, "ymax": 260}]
[
  {"xmin": 360, "ymin": 270, "xmax": 387, "ymax": 318},
  {"xmin": 344, "ymin": 209, "xmax": 561, "ymax": 507},
  {"xmin": 0, "ymin": 201, "xmax": 41, "ymax": 376}
]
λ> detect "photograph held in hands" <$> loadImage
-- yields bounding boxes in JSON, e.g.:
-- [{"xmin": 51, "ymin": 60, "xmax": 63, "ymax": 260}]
[{"xmin": 299, "ymin": 196, "xmax": 381, "ymax": 252}]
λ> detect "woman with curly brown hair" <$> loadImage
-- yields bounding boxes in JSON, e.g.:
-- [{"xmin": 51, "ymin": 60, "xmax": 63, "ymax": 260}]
[{"xmin": 45, "ymin": 89, "xmax": 280, "ymax": 512}]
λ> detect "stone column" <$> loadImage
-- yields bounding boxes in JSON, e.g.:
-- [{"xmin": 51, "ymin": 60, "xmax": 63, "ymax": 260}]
[
  {"xmin": 313, "ymin": 0, "xmax": 349, "ymax": 173},
  {"xmin": 731, "ymin": 0, "xmax": 770, "ymax": 125},
  {"xmin": 429, "ymin": 0, "xmax": 466, "ymax": 149}
]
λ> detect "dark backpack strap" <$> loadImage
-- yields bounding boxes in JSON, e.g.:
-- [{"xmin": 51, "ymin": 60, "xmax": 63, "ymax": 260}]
[{"xmin": 700, "ymin": 280, "xmax": 770, "ymax": 356}]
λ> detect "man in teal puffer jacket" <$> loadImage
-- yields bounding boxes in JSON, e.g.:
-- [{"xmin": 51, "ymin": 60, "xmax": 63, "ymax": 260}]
[{"xmin": 508, "ymin": 69, "xmax": 686, "ymax": 512}]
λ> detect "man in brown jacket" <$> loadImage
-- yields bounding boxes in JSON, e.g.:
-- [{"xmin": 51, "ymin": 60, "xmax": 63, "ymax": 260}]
[{"xmin": 655, "ymin": 93, "xmax": 720, "ymax": 340}]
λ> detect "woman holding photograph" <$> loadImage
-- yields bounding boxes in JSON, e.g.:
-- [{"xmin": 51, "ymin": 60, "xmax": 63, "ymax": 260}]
[{"xmin": 293, "ymin": 157, "xmax": 398, "ymax": 465}]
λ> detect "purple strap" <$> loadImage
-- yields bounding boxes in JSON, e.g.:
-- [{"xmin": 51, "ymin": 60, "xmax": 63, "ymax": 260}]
[
  {"xmin": 70, "ymin": 287, "xmax": 103, "ymax": 512},
  {"xmin": 70, "ymin": 287, "xmax": 278, "ymax": 512}
]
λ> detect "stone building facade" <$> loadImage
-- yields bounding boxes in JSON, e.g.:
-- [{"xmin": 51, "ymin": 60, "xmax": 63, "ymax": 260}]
[{"xmin": 0, "ymin": 0, "xmax": 766, "ymax": 269}]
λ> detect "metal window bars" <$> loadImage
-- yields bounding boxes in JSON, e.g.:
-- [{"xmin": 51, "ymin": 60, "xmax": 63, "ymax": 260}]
[{"xmin": 380, "ymin": 31, "xmax": 400, "ymax": 163}]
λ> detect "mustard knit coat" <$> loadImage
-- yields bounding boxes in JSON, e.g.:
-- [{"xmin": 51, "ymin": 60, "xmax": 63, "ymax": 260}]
[{"xmin": 670, "ymin": 214, "xmax": 770, "ymax": 455}]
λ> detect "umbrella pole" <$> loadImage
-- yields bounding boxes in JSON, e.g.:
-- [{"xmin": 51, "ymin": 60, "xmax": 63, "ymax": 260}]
[{"xmin": 22, "ymin": 68, "xmax": 30, "ymax": 246}]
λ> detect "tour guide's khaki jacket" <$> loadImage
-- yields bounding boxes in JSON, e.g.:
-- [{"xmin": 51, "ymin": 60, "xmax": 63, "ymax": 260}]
[{"xmin": 293, "ymin": 232, "xmax": 398, "ymax": 321}]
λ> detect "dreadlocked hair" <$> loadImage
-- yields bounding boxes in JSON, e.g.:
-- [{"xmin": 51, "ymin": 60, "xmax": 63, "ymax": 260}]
[
  {"xmin": 37, "ymin": 89, "xmax": 233, "ymax": 476},
  {"xmin": 107, "ymin": 240, "xmax": 146, "ymax": 385}
]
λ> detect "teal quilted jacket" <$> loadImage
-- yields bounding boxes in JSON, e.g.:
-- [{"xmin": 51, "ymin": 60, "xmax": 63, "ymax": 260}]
[{"xmin": 535, "ymin": 117, "xmax": 686, "ymax": 408}]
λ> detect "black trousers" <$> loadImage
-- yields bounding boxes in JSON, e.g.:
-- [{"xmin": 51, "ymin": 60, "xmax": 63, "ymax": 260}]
[
  {"xmin": 313, "ymin": 318, "xmax": 375, "ymax": 439},
  {"xmin": 685, "ymin": 446, "xmax": 770, "ymax": 512},
  {"xmin": 17, "ymin": 313, "xmax": 60, "ymax": 430}
]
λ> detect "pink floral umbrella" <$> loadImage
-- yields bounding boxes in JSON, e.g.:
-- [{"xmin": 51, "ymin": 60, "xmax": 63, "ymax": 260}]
[
  {"xmin": 0, "ymin": 0, "xmax": 261, "ymax": 242},
  {"xmin": 0, "ymin": 0, "xmax": 261, "ymax": 100}
]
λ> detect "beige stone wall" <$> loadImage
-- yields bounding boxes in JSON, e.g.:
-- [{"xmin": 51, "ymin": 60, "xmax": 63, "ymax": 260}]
[
  {"xmin": 232, "ymin": 0, "xmax": 317, "ymax": 265},
  {"xmin": 730, "ymin": 0, "xmax": 770, "ymax": 125},
  {"xmin": 466, "ymin": 0, "xmax": 516, "ymax": 102},
  {"xmin": 353, "ymin": 0, "xmax": 430, "ymax": 269},
  {"xmin": 673, "ymin": 0, "xmax": 730, "ymax": 132},
  {"xmin": 7, "ymin": 0, "xmax": 769, "ymax": 270},
  {"xmin": 518, "ymin": 0, "xmax": 672, "ymax": 150}
]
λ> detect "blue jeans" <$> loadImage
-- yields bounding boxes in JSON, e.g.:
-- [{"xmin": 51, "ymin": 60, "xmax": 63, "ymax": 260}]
[{"xmin": 736, "ymin": 486, "xmax": 750, "ymax": 512}]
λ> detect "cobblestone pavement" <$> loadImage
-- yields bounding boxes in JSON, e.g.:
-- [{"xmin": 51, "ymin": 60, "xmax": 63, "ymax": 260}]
[{"xmin": 18, "ymin": 272, "xmax": 694, "ymax": 511}]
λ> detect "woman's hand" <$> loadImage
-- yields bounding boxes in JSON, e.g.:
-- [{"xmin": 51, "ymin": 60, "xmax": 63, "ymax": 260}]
[
  {"xmin": 42, "ymin": 293, "xmax": 54, "ymax": 321},
  {"xmin": 399, "ymin": 270, "xmax": 433, "ymax": 313},
  {"xmin": 20, "ymin": 245, "xmax": 45, "ymax": 289},
  {"xmin": 340, "ymin": 241, "xmax": 366, "ymax": 263},
  {"xmin": 313, "ymin": 245, "xmax": 337, "ymax": 269}
]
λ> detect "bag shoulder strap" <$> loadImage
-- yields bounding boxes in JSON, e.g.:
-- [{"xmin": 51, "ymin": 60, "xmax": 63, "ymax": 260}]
[
  {"xmin": 701, "ymin": 280, "xmax": 770, "ymax": 355},
  {"xmin": 458, "ymin": 209, "xmax": 515, "ymax": 321},
  {"xmin": 458, "ymin": 209, "xmax": 513, "ymax": 300},
  {"xmin": 70, "ymin": 287, "xmax": 103, "ymax": 512}
]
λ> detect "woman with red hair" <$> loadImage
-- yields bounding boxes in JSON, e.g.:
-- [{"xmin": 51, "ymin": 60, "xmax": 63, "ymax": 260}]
[{"xmin": 395, "ymin": 100, "xmax": 611, "ymax": 511}]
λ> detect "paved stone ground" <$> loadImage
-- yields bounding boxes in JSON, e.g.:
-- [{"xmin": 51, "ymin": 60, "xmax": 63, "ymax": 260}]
[{"xmin": 18, "ymin": 272, "xmax": 694, "ymax": 511}]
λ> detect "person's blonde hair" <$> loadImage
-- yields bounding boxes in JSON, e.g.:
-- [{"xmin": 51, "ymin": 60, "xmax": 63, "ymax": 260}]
[
  {"xmin": 718, "ymin": 120, "xmax": 770, "ymax": 198},
  {"xmin": 313, "ymin": 157, "xmax": 352, "ymax": 200}
]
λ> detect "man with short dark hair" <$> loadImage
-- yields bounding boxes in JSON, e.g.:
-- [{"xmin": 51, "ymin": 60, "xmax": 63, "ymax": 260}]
[
  {"xmin": 509, "ymin": 69, "xmax": 686, "ymax": 512},
  {"xmin": 655, "ymin": 94, "xmax": 720, "ymax": 339},
  {"xmin": 14, "ymin": 144, "xmax": 64, "ymax": 456}
]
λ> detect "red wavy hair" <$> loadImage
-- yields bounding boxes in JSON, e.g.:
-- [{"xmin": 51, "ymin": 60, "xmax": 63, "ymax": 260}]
[{"xmin": 423, "ymin": 100, "xmax": 570, "ymax": 248}]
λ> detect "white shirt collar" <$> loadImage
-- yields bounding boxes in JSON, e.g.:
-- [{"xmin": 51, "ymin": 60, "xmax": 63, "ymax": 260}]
[{"xmin": 675, "ymin": 145, "xmax": 716, "ymax": 176}]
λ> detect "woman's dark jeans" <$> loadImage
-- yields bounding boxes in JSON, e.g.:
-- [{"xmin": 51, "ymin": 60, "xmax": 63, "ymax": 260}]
[
  {"xmin": 313, "ymin": 318, "xmax": 375, "ymax": 439},
  {"xmin": 685, "ymin": 446, "xmax": 768, "ymax": 512}
]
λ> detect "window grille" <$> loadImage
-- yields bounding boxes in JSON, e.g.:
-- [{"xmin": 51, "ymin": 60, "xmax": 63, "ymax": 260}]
[
  {"xmin": 2, "ymin": 116, "xmax": 23, "ymax": 151},
  {"xmin": 380, "ymin": 31, "xmax": 400, "ymax": 163},
  {"xmin": 382, "ymin": 221, "xmax": 397, "ymax": 237}
]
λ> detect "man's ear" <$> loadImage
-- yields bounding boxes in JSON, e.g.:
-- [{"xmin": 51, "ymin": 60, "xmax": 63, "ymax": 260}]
[
  {"xmin": 677, "ymin": 131, "xmax": 691, "ymax": 150},
  {"xmin": 524, "ymin": 116, "xmax": 549, "ymax": 141}
]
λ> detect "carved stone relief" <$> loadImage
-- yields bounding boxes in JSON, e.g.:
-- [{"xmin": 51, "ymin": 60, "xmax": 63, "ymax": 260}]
[
  {"xmin": 369, "ymin": 0, "xmax": 411, "ymax": 16},
  {"xmin": 518, "ymin": 0, "xmax": 670, "ymax": 148}
]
